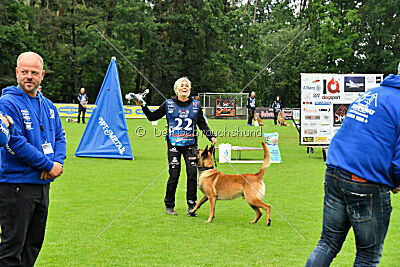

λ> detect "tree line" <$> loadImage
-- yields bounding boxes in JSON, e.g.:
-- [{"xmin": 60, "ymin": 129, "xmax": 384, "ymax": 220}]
[{"xmin": 1, "ymin": 0, "xmax": 398, "ymax": 107}]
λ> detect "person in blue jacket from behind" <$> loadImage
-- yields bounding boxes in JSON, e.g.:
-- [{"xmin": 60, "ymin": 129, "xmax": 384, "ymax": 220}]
[
  {"xmin": 306, "ymin": 72, "xmax": 400, "ymax": 266},
  {"xmin": 0, "ymin": 52, "xmax": 67, "ymax": 267}
]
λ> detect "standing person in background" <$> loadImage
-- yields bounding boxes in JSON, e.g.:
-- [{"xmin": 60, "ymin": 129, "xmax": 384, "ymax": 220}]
[
  {"xmin": 272, "ymin": 96, "xmax": 282, "ymax": 126},
  {"xmin": 0, "ymin": 51, "xmax": 67, "ymax": 266},
  {"xmin": 246, "ymin": 91, "xmax": 256, "ymax": 126},
  {"xmin": 77, "ymin": 87, "xmax": 88, "ymax": 124}
]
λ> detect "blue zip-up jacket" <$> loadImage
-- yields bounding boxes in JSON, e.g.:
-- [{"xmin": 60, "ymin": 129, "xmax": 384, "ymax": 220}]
[
  {"xmin": 326, "ymin": 75, "xmax": 400, "ymax": 188},
  {"xmin": 0, "ymin": 86, "xmax": 67, "ymax": 184}
]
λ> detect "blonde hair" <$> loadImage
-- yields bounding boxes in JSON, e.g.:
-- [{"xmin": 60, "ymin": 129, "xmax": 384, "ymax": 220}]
[
  {"xmin": 174, "ymin": 77, "xmax": 191, "ymax": 95},
  {"xmin": 17, "ymin": 52, "xmax": 44, "ymax": 69}
]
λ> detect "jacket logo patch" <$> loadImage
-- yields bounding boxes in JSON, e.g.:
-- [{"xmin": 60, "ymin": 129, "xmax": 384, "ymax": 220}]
[
  {"xmin": 21, "ymin": 109, "xmax": 33, "ymax": 130},
  {"xmin": 49, "ymin": 109, "xmax": 55, "ymax": 119}
]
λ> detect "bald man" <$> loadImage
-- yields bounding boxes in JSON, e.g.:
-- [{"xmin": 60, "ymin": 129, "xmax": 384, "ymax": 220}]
[{"xmin": 0, "ymin": 52, "xmax": 66, "ymax": 266}]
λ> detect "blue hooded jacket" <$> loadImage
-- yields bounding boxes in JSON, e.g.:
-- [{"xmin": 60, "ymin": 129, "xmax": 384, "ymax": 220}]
[
  {"xmin": 326, "ymin": 75, "xmax": 400, "ymax": 188},
  {"xmin": 0, "ymin": 86, "xmax": 66, "ymax": 184}
]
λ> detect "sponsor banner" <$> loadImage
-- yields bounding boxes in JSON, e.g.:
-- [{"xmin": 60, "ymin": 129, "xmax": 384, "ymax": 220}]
[
  {"xmin": 256, "ymin": 108, "xmax": 300, "ymax": 120},
  {"xmin": 55, "ymin": 103, "xmax": 163, "ymax": 119},
  {"xmin": 300, "ymin": 73, "xmax": 383, "ymax": 145},
  {"xmin": 263, "ymin": 132, "xmax": 282, "ymax": 163},
  {"xmin": 215, "ymin": 99, "xmax": 236, "ymax": 117}
]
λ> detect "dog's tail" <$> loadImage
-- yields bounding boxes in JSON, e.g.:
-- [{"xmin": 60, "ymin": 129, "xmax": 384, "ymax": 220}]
[{"xmin": 257, "ymin": 141, "xmax": 271, "ymax": 177}]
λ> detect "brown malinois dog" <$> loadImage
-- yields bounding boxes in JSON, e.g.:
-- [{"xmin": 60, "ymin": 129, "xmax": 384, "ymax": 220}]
[
  {"xmin": 189, "ymin": 141, "xmax": 271, "ymax": 225},
  {"xmin": 278, "ymin": 111, "xmax": 288, "ymax": 126},
  {"xmin": 254, "ymin": 112, "xmax": 264, "ymax": 126}
]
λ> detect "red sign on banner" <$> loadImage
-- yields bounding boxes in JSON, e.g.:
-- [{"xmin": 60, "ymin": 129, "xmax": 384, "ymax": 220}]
[{"xmin": 215, "ymin": 99, "xmax": 236, "ymax": 117}]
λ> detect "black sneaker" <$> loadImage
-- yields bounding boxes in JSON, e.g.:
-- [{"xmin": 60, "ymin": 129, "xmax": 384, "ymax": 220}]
[
  {"xmin": 187, "ymin": 207, "xmax": 197, "ymax": 217},
  {"xmin": 165, "ymin": 207, "xmax": 177, "ymax": 215}
]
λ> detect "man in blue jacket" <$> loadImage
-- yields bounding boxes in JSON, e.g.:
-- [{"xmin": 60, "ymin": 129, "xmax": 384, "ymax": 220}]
[
  {"xmin": 0, "ymin": 52, "xmax": 67, "ymax": 266},
  {"xmin": 306, "ymin": 73, "xmax": 400, "ymax": 266}
]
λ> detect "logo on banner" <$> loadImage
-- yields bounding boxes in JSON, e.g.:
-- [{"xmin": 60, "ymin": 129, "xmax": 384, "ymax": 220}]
[
  {"xmin": 315, "ymin": 137, "xmax": 328, "ymax": 143},
  {"xmin": 303, "ymin": 107, "xmax": 317, "ymax": 113},
  {"xmin": 344, "ymin": 77, "xmax": 365, "ymax": 92},
  {"xmin": 303, "ymin": 101, "xmax": 313, "ymax": 105},
  {"xmin": 322, "ymin": 78, "xmax": 341, "ymax": 100},
  {"xmin": 303, "ymin": 122, "xmax": 317, "ymax": 127},
  {"xmin": 305, "ymin": 115, "xmax": 320, "ymax": 120},
  {"xmin": 323, "ymin": 78, "xmax": 340, "ymax": 94},
  {"xmin": 333, "ymin": 104, "xmax": 350, "ymax": 126},
  {"xmin": 319, "ymin": 108, "xmax": 330, "ymax": 112},
  {"xmin": 319, "ymin": 129, "xmax": 331, "ymax": 136},
  {"xmin": 366, "ymin": 76, "xmax": 376, "ymax": 84},
  {"xmin": 304, "ymin": 129, "xmax": 317, "ymax": 135},
  {"xmin": 322, "ymin": 114, "xmax": 330, "ymax": 120},
  {"xmin": 315, "ymin": 101, "xmax": 331, "ymax": 106},
  {"xmin": 303, "ymin": 137, "xmax": 314, "ymax": 143},
  {"xmin": 303, "ymin": 85, "xmax": 321, "ymax": 91}
]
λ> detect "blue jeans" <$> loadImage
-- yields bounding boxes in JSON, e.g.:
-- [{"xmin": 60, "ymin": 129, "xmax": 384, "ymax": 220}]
[{"xmin": 306, "ymin": 167, "xmax": 392, "ymax": 267}]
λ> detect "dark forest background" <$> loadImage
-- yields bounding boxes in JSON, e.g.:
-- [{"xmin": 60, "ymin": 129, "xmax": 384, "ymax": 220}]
[{"xmin": 1, "ymin": 0, "xmax": 399, "ymax": 106}]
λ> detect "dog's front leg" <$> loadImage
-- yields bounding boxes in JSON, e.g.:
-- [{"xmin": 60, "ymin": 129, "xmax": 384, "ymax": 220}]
[
  {"xmin": 190, "ymin": 196, "xmax": 208, "ymax": 214},
  {"xmin": 211, "ymin": 177, "xmax": 219, "ymax": 197},
  {"xmin": 205, "ymin": 197, "xmax": 216, "ymax": 223}
]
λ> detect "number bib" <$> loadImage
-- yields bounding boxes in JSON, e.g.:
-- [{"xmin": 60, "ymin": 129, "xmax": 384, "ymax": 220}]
[
  {"xmin": 250, "ymin": 98, "xmax": 256, "ymax": 108},
  {"xmin": 166, "ymin": 99, "xmax": 200, "ymax": 146}
]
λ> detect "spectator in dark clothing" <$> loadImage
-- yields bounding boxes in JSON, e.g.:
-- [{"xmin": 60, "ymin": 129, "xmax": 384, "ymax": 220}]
[
  {"xmin": 246, "ymin": 91, "xmax": 256, "ymax": 126},
  {"xmin": 272, "ymin": 96, "xmax": 282, "ymax": 126},
  {"xmin": 77, "ymin": 87, "xmax": 88, "ymax": 124}
]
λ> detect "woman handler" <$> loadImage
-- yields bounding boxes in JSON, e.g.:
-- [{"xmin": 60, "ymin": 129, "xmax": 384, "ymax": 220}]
[{"xmin": 133, "ymin": 77, "xmax": 217, "ymax": 216}]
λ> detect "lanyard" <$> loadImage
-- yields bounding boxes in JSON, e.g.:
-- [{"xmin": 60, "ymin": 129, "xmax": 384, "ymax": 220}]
[{"xmin": 19, "ymin": 86, "xmax": 47, "ymax": 143}]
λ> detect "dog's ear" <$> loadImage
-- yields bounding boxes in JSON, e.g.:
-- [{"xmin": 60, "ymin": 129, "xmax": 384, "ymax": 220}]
[{"xmin": 201, "ymin": 146, "xmax": 209, "ymax": 158}]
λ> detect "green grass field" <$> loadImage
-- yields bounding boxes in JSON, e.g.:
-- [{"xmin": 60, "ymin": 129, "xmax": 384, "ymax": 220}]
[{"xmin": 35, "ymin": 119, "xmax": 400, "ymax": 266}]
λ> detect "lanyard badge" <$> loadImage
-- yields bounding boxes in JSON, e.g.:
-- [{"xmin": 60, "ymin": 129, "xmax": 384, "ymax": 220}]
[{"xmin": 42, "ymin": 142, "xmax": 54, "ymax": 155}]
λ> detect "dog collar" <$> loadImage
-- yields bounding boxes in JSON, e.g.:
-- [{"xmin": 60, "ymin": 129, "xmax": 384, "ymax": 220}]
[{"xmin": 198, "ymin": 166, "xmax": 214, "ymax": 172}]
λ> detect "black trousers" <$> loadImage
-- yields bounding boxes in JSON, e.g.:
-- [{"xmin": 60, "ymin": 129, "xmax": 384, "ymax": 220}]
[
  {"xmin": 165, "ymin": 143, "xmax": 198, "ymax": 209},
  {"xmin": 77, "ymin": 105, "xmax": 86, "ymax": 123},
  {"xmin": 0, "ymin": 183, "xmax": 49, "ymax": 267},
  {"xmin": 273, "ymin": 111, "xmax": 279, "ymax": 125},
  {"xmin": 247, "ymin": 108, "xmax": 255, "ymax": 125}
]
